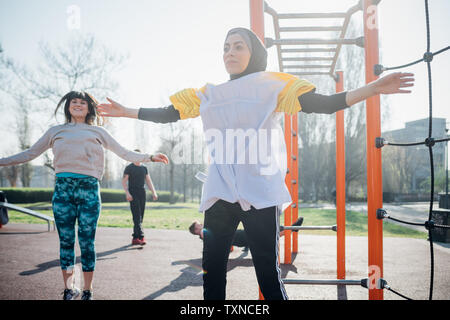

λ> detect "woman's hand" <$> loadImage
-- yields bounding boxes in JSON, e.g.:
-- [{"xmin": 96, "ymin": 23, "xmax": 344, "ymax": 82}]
[
  {"xmin": 346, "ymin": 72, "xmax": 414, "ymax": 106},
  {"xmin": 372, "ymin": 72, "xmax": 415, "ymax": 95},
  {"xmin": 152, "ymin": 193, "xmax": 158, "ymax": 201},
  {"xmin": 97, "ymin": 97, "xmax": 138, "ymax": 118},
  {"xmin": 151, "ymin": 153, "xmax": 169, "ymax": 164}
]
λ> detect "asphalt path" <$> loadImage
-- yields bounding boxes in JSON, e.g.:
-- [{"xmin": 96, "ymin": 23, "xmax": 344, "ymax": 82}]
[{"xmin": 1, "ymin": 222, "xmax": 449, "ymax": 300}]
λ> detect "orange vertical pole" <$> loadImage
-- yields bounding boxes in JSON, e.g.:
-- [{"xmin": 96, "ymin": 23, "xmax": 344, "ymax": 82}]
[
  {"xmin": 250, "ymin": 0, "xmax": 266, "ymax": 301},
  {"xmin": 363, "ymin": 0, "xmax": 383, "ymax": 300},
  {"xmin": 291, "ymin": 114, "xmax": 299, "ymax": 254},
  {"xmin": 250, "ymin": 0, "xmax": 265, "ymax": 40},
  {"xmin": 335, "ymin": 71, "xmax": 346, "ymax": 280},
  {"xmin": 284, "ymin": 115, "xmax": 293, "ymax": 264}
]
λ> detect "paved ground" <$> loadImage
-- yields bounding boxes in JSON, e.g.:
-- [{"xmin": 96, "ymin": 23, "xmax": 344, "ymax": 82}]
[
  {"xmin": 347, "ymin": 201, "xmax": 444, "ymax": 233},
  {"xmin": 1, "ymin": 223, "xmax": 449, "ymax": 300}
]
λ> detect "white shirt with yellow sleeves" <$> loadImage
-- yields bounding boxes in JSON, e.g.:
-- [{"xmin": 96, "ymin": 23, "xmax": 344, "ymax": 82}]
[{"xmin": 170, "ymin": 71, "xmax": 315, "ymax": 212}]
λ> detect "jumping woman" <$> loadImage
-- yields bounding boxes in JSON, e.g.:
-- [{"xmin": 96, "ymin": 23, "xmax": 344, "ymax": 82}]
[
  {"xmin": 97, "ymin": 27, "xmax": 414, "ymax": 300},
  {"xmin": 0, "ymin": 91, "xmax": 168, "ymax": 300}
]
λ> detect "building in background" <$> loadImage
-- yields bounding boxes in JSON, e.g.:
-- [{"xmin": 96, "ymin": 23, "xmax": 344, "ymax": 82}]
[{"xmin": 382, "ymin": 117, "xmax": 448, "ymax": 194}]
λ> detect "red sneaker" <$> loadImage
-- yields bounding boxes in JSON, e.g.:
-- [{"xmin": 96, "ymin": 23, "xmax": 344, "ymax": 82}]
[
  {"xmin": 139, "ymin": 237, "xmax": 147, "ymax": 245},
  {"xmin": 132, "ymin": 238, "xmax": 141, "ymax": 245}
]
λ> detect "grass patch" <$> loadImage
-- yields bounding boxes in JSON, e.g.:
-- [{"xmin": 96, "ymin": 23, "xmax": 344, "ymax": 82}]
[{"xmin": 4, "ymin": 202, "xmax": 427, "ymax": 239}]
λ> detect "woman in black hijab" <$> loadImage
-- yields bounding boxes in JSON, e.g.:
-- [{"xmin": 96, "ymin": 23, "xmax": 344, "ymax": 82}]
[{"xmin": 98, "ymin": 27, "xmax": 414, "ymax": 300}]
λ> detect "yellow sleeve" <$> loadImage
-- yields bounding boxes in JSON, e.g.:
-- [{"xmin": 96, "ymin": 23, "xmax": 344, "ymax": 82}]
[
  {"xmin": 269, "ymin": 72, "xmax": 316, "ymax": 114},
  {"xmin": 169, "ymin": 86, "xmax": 206, "ymax": 120}
]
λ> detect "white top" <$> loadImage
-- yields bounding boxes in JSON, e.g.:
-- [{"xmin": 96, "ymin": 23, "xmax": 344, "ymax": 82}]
[{"xmin": 198, "ymin": 72, "xmax": 292, "ymax": 212}]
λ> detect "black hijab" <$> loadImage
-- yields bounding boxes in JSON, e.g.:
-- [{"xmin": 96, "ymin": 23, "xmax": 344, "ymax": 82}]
[{"xmin": 225, "ymin": 27, "xmax": 267, "ymax": 80}]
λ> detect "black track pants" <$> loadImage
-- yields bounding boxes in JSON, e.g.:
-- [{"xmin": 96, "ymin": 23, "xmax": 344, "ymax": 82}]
[
  {"xmin": 129, "ymin": 188, "xmax": 146, "ymax": 239},
  {"xmin": 202, "ymin": 200, "xmax": 288, "ymax": 300}
]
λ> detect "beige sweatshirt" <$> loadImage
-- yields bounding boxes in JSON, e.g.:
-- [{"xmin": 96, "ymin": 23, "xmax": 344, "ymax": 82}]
[{"xmin": 0, "ymin": 123, "xmax": 152, "ymax": 180}]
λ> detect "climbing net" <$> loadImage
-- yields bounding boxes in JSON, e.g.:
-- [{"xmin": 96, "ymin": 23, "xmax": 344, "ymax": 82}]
[{"xmin": 375, "ymin": 0, "xmax": 450, "ymax": 300}]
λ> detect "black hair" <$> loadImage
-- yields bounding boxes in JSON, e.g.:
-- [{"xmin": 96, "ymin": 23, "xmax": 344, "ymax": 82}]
[
  {"xmin": 54, "ymin": 91, "xmax": 103, "ymax": 125},
  {"xmin": 189, "ymin": 221, "xmax": 200, "ymax": 235}
]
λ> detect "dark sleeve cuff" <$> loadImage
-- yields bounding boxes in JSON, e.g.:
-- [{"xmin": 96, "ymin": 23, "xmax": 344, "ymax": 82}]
[
  {"xmin": 137, "ymin": 105, "xmax": 181, "ymax": 123},
  {"xmin": 300, "ymin": 91, "xmax": 349, "ymax": 114}
]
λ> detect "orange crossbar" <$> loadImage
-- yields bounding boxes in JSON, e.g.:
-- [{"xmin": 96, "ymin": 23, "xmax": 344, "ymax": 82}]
[
  {"xmin": 335, "ymin": 71, "xmax": 346, "ymax": 280},
  {"xmin": 363, "ymin": 0, "xmax": 383, "ymax": 300}
]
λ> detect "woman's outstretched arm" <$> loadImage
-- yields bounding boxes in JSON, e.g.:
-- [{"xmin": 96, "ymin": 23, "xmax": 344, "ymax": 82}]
[
  {"xmin": 346, "ymin": 72, "xmax": 414, "ymax": 106},
  {"xmin": 97, "ymin": 98, "xmax": 181, "ymax": 123},
  {"xmin": 138, "ymin": 105, "xmax": 180, "ymax": 123},
  {"xmin": 97, "ymin": 98, "xmax": 139, "ymax": 119},
  {"xmin": 0, "ymin": 128, "xmax": 53, "ymax": 166},
  {"xmin": 300, "ymin": 72, "xmax": 414, "ymax": 114}
]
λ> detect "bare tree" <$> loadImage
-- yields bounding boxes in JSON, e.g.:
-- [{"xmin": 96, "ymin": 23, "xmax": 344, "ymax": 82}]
[
  {"xmin": 159, "ymin": 123, "xmax": 185, "ymax": 203},
  {"xmin": 4, "ymin": 166, "xmax": 19, "ymax": 187},
  {"xmin": 0, "ymin": 34, "xmax": 126, "ymax": 186},
  {"xmin": 14, "ymin": 95, "xmax": 33, "ymax": 187},
  {"xmin": 296, "ymin": 18, "xmax": 381, "ymax": 202},
  {"xmin": 336, "ymin": 19, "xmax": 368, "ymax": 199}
]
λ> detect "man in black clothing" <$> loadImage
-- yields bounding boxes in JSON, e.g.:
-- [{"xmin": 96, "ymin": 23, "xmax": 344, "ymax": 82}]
[{"xmin": 122, "ymin": 150, "xmax": 158, "ymax": 245}]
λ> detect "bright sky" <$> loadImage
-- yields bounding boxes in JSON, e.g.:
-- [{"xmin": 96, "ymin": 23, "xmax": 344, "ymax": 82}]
[{"xmin": 0, "ymin": 0, "xmax": 449, "ymax": 161}]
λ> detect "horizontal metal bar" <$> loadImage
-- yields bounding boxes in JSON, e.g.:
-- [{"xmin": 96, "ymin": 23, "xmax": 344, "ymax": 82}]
[
  {"xmin": 267, "ymin": 37, "xmax": 362, "ymax": 46},
  {"xmin": 289, "ymin": 72, "xmax": 332, "ymax": 76},
  {"xmin": 279, "ymin": 26, "xmax": 343, "ymax": 32},
  {"xmin": 281, "ymin": 48, "xmax": 336, "ymax": 53},
  {"xmin": 277, "ymin": 12, "xmax": 348, "ymax": 19},
  {"xmin": 1, "ymin": 202, "xmax": 54, "ymax": 222},
  {"xmin": 283, "ymin": 225, "xmax": 337, "ymax": 231},
  {"xmin": 283, "ymin": 64, "xmax": 332, "ymax": 69},
  {"xmin": 282, "ymin": 57, "xmax": 334, "ymax": 61},
  {"xmin": 282, "ymin": 279, "xmax": 363, "ymax": 286},
  {"xmin": 0, "ymin": 202, "xmax": 55, "ymax": 231}
]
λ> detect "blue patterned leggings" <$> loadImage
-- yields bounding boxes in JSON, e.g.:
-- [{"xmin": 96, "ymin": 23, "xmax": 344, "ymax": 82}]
[{"xmin": 52, "ymin": 177, "xmax": 101, "ymax": 272}]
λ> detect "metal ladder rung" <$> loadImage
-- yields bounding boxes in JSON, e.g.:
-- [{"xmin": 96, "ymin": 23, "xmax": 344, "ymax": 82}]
[
  {"xmin": 277, "ymin": 12, "xmax": 348, "ymax": 19},
  {"xmin": 289, "ymin": 72, "xmax": 332, "ymax": 76},
  {"xmin": 266, "ymin": 37, "xmax": 364, "ymax": 47},
  {"xmin": 283, "ymin": 65, "xmax": 332, "ymax": 69},
  {"xmin": 279, "ymin": 26, "xmax": 343, "ymax": 32},
  {"xmin": 281, "ymin": 48, "xmax": 336, "ymax": 53},
  {"xmin": 282, "ymin": 57, "xmax": 334, "ymax": 61}
]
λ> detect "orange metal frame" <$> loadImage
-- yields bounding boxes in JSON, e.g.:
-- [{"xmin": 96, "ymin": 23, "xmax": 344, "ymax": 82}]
[
  {"xmin": 250, "ymin": 0, "xmax": 383, "ymax": 300},
  {"xmin": 335, "ymin": 71, "xmax": 346, "ymax": 280},
  {"xmin": 363, "ymin": 0, "xmax": 383, "ymax": 300}
]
